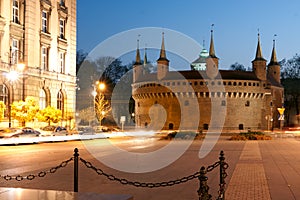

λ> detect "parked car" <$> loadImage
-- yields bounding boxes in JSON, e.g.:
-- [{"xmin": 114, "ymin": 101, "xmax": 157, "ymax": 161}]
[
  {"xmin": 0, "ymin": 128, "xmax": 19, "ymax": 138},
  {"xmin": 78, "ymin": 126, "xmax": 95, "ymax": 135},
  {"xmin": 52, "ymin": 126, "xmax": 71, "ymax": 136},
  {"xmin": 11, "ymin": 127, "xmax": 41, "ymax": 137}
]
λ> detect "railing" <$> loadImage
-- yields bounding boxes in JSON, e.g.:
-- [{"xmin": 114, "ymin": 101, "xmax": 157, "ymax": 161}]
[{"xmin": 0, "ymin": 148, "xmax": 228, "ymax": 200}]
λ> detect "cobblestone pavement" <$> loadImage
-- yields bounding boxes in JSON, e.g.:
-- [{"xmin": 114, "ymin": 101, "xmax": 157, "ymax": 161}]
[{"xmin": 226, "ymin": 141, "xmax": 271, "ymax": 200}]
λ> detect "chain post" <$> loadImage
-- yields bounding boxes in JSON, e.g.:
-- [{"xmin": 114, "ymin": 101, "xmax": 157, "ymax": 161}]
[
  {"xmin": 197, "ymin": 166, "xmax": 212, "ymax": 200},
  {"xmin": 74, "ymin": 148, "xmax": 79, "ymax": 192},
  {"xmin": 218, "ymin": 150, "xmax": 225, "ymax": 200}
]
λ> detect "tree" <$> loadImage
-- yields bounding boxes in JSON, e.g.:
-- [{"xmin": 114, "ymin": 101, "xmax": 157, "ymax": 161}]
[
  {"xmin": 229, "ymin": 62, "xmax": 246, "ymax": 71},
  {"xmin": 11, "ymin": 96, "xmax": 39, "ymax": 126},
  {"xmin": 37, "ymin": 106, "xmax": 62, "ymax": 126},
  {"xmin": 95, "ymin": 94, "xmax": 111, "ymax": 125},
  {"xmin": 78, "ymin": 107, "xmax": 95, "ymax": 125},
  {"xmin": 76, "ymin": 49, "xmax": 88, "ymax": 74},
  {"xmin": 280, "ymin": 55, "xmax": 300, "ymax": 79},
  {"xmin": 280, "ymin": 55, "xmax": 300, "ymax": 126},
  {"xmin": 0, "ymin": 101, "xmax": 5, "ymax": 121}
]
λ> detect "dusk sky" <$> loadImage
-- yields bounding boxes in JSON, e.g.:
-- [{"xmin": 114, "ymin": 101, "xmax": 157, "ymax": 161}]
[{"xmin": 77, "ymin": 0, "xmax": 300, "ymax": 69}]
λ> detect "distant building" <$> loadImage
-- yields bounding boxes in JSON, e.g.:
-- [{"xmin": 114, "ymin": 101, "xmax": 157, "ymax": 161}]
[
  {"xmin": 191, "ymin": 43, "xmax": 209, "ymax": 71},
  {"xmin": 0, "ymin": 0, "xmax": 77, "ymax": 126},
  {"xmin": 132, "ymin": 30, "xmax": 284, "ymax": 131}
]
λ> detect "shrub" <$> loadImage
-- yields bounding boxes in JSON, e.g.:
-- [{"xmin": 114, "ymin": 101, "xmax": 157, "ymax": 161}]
[{"xmin": 230, "ymin": 131, "xmax": 272, "ymax": 140}]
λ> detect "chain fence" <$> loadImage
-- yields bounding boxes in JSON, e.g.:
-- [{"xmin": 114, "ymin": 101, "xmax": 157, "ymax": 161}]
[{"xmin": 0, "ymin": 148, "xmax": 228, "ymax": 200}]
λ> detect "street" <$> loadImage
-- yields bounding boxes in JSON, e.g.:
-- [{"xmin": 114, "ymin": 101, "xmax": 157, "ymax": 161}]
[
  {"xmin": 0, "ymin": 136, "xmax": 243, "ymax": 199},
  {"xmin": 1, "ymin": 136, "xmax": 300, "ymax": 199}
]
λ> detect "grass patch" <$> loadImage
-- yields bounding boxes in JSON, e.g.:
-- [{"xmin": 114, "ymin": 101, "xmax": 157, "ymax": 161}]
[{"xmin": 230, "ymin": 131, "xmax": 272, "ymax": 140}]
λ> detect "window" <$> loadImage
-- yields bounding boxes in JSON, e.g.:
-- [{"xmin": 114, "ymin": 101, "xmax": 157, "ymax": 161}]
[
  {"xmin": 245, "ymin": 101, "xmax": 250, "ymax": 107},
  {"xmin": 11, "ymin": 39, "xmax": 19, "ymax": 64},
  {"xmin": 42, "ymin": 10, "xmax": 48, "ymax": 33},
  {"xmin": 59, "ymin": 51, "xmax": 65, "ymax": 73},
  {"xmin": 59, "ymin": 0, "xmax": 65, "ymax": 7},
  {"xmin": 59, "ymin": 19, "xmax": 65, "ymax": 39},
  {"xmin": 221, "ymin": 100, "xmax": 226, "ymax": 106},
  {"xmin": 12, "ymin": 0, "xmax": 19, "ymax": 23},
  {"xmin": 184, "ymin": 100, "xmax": 189, "ymax": 106},
  {"xmin": 41, "ymin": 46, "xmax": 48, "ymax": 70},
  {"xmin": 0, "ymin": 84, "xmax": 8, "ymax": 117},
  {"xmin": 39, "ymin": 89, "xmax": 46, "ymax": 109},
  {"xmin": 57, "ymin": 91, "xmax": 63, "ymax": 111},
  {"xmin": 0, "ymin": 84, "xmax": 8, "ymax": 104}
]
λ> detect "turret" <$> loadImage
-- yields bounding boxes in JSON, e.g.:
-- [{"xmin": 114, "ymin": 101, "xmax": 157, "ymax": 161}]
[
  {"xmin": 133, "ymin": 39, "xmax": 142, "ymax": 83},
  {"xmin": 252, "ymin": 33, "xmax": 267, "ymax": 81},
  {"xmin": 206, "ymin": 26, "xmax": 219, "ymax": 79},
  {"xmin": 267, "ymin": 39, "xmax": 281, "ymax": 83},
  {"xmin": 157, "ymin": 32, "xmax": 169, "ymax": 80}
]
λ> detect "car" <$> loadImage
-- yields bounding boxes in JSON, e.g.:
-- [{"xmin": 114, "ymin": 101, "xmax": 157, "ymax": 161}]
[
  {"xmin": 0, "ymin": 128, "xmax": 19, "ymax": 138},
  {"xmin": 77, "ymin": 126, "xmax": 95, "ymax": 135},
  {"xmin": 11, "ymin": 127, "xmax": 41, "ymax": 137},
  {"xmin": 52, "ymin": 126, "xmax": 71, "ymax": 136}
]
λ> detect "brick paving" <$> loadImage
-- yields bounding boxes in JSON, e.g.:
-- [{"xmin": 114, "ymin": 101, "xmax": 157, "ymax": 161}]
[{"xmin": 226, "ymin": 141, "xmax": 271, "ymax": 200}]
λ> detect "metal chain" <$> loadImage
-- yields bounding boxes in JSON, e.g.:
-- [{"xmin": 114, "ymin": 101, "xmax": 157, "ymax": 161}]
[
  {"xmin": 0, "ymin": 157, "xmax": 73, "ymax": 181},
  {"xmin": 206, "ymin": 161, "xmax": 220, "ymax": 172},
  {"xmin": 80, "ymin": 157, "xmax": 201, "ymax": 188}
]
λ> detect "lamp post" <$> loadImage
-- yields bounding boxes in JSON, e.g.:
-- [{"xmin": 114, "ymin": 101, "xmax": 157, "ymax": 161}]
[
  {"xmin": 6, "ymin": 71, "xmax": 19, "ymax": 128},
  {"xmin": 7, "ymin": 47, "xmax": 25, "ymax": 127}
]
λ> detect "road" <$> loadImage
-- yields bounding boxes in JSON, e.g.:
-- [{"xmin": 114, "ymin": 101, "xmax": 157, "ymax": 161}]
[{"xmin": 0, "ymin": 136, "xmax": 244, "ymax": 200}]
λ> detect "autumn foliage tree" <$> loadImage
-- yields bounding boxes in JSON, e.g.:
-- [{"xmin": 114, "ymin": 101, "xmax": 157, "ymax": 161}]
[
  {"xmin": 95, "ymin": 94, "xmax": 111, "ymax": 125},
  {"xmin": 0, "ymin": 101, "xmax": 5, "ymax": 121},
  {"xmin": 37, "ymin": 106, "xmax": 62, "ymax": 126},
  {"xmin": 11, "ymin": 96, "xmax": 39, "ymax": 126}
]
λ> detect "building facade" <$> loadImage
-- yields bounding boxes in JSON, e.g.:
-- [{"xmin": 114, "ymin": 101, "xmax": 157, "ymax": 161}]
[
  {"xmin": 0, "ymin": 0, "xmax": 76, "ymax": 126},
  {"xmin": 132, "ymin": 31, "xmax": 284, "ymax": 131}
]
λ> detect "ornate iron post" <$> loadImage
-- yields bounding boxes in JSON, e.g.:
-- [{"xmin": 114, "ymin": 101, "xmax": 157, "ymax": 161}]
[
  {"xmin": 218, "ymin": 150, "xmax": 226, "ymax": 200},
  {"xmin": 198, "ymin": 166, "xmax": 212, "ymax": 200},
  {"xmin": 74, "ymin": 148, "xmax": 79, "ymax": 192}
]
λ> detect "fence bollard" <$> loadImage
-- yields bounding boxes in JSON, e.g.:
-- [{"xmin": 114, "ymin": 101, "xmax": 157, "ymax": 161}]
[
  {"xmin": 74, "ymin": 148, "xmax": 79, "ymax": 192},
  {"xmin": 197, "ymin": 166, "xmax": 212, "ymax": 200},
  {"xmin": 218, "ymin": 150, "xmax": 226, "ymax": 200}
]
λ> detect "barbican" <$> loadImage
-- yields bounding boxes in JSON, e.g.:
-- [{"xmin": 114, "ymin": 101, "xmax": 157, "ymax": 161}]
[{"xmin": 132, "ymin": 30, "xmax": 284, "ymax": 131}]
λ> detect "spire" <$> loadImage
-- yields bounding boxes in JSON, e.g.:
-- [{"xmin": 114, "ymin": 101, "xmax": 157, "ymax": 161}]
[
  {"xmin": 254, "ymin": 31, "xmax": 266, "ymax": 61},
  {"xmin": 269, "ymin": 37, "xmax": 278, "ymax": 66},
  {"xmin": 134, "ymin": 39, "xmax": 141, "ymax": 65},
  {"xmin": 209, "ymin": 24, "xmax": 217, "ymax": 58},
  {"xmin": 157, "ymin": 32, "xmax": 169, "ymax": 62},
  {"xmin": 143, "ymin": 47, "xmax": 148, "ymax": 66}
]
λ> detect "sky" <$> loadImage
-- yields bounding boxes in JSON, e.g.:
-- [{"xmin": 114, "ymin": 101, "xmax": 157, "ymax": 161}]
[{"xmin": 77, "ymin": 0, "xmax": 300, "ymax": 70}]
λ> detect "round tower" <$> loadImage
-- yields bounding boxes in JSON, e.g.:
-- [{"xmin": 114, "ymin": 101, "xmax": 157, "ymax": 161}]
[
  {"xmin": 267, "ymin": 39, "xmax": 281, "ymax": 83},
  {"xmin": 133, "ymin": 39, "xmax": 142, "ymax": 83},
  {"xmin": 157, "ymin": 32, "xmax": 169, "ymax": 80},
  {"xmin": 252, "ymin": 33, "xmax": 267, "ymax": 81},
  {"xmin": 206, "ymin": 27, "xmax": 219, "ymax": 79}
]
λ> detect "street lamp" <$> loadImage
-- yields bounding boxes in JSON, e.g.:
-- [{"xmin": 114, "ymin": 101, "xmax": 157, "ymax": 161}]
[
  {"xmin": 6, "ymin": 47, "xmax": 25, "ymax": 127},
  {"xmin": 6, "ymin": 70, "xmax": 19, "ymax": 128}
]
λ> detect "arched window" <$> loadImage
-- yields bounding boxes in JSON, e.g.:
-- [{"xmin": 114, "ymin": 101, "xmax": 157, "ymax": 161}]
[
  {"xmin": 57, "ymin": 90, "xmax": 64, "ymax": 111},
  {"xmin": 0, "ymin": 84, "xmax": 8, "ymax": 117},
  {"xmin": 39, "ymin": 89, "xmax": 46, "ymax": 109},
  {"xmin": 0, "ymin": 84, "xmax": 8, "ymax": 104}
]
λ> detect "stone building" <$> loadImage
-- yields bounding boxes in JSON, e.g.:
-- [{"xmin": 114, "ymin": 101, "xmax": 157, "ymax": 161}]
[
  {"xmin": 132, "ymin": 31, "xmax": 284, "ymax": 131},
  {"xmin": 0, "ymin": 0, "xmax": 76, "ymax": 127}
]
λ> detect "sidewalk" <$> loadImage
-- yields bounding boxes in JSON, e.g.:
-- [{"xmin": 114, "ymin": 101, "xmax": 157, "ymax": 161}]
[
  {"xmin": 226, "ymin": 141, "xmax": 271, "ymax": 200},
  {"xmin": 226, "ymin": 138, "xmax": 300, "ymax": 200}
]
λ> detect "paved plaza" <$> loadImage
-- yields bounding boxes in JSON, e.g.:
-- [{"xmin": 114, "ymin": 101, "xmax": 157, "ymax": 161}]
[{"xmin": 0, "ymin": 135, "xmax": 300, "ymax": 199}]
